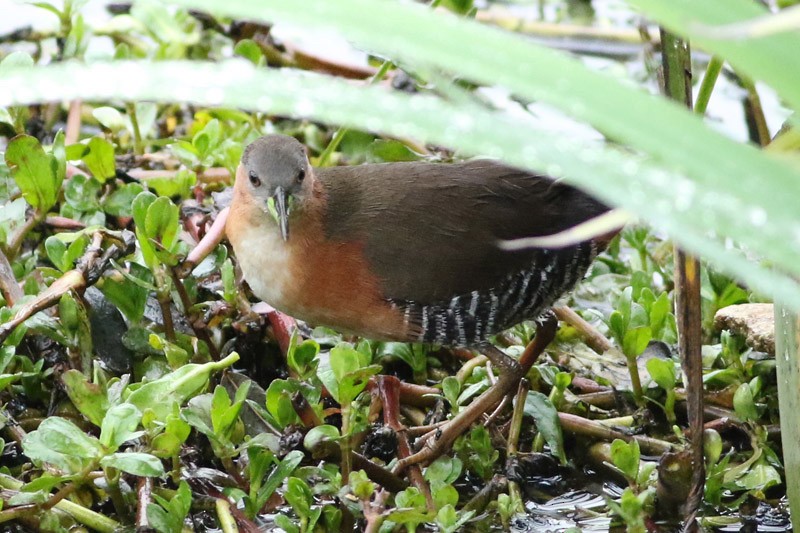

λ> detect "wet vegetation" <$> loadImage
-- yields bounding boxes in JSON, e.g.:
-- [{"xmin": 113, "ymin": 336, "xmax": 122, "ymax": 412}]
[{"xmin": 1, "ymin": 0, "xmax": 799, "ymax": 531}]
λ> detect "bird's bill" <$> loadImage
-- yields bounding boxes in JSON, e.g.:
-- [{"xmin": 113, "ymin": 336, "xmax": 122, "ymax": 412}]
[{"xmin": 266, "ymin": 186, "xmax": 291, "ymax": 241}]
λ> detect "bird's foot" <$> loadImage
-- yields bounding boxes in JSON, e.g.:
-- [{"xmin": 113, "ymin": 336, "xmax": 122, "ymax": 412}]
[{"xmin": 394, "ymin": 313, "xmax": 558, "ymax": 473}]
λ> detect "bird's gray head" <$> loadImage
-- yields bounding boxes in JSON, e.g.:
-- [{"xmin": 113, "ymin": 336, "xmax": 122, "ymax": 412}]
[{"xmin": 239, "ymin": 134, "xmax": 312, "ymax": 241}]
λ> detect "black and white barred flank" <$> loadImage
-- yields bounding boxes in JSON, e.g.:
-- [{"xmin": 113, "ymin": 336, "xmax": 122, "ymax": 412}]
[{"xmin": 389, "ymin": 242, "xmax": 597, "ymax": 347}]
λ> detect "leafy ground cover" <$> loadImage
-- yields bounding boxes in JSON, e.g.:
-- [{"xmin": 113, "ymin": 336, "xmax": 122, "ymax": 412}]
[{"xmin": 0, "ymin": 0, "xmax": 796, "ymax": 531}]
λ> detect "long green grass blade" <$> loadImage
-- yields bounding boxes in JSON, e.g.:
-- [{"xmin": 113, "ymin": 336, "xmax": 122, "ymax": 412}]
[
  {"xmin": 157, "ymin": 0, "xmax": 800, "ymax": 276},
  {"xmin": 1, "ymin": 61, "xmax": 799, "ymax": 310}
]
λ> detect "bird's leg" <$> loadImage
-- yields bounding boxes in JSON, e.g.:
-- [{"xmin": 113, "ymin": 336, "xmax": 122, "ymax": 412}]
[
  {"xmin": 394, "ymin": 311, "xmax": 559, "ymax": 472},
  {"xmin": 375, "ymin": 376, "xmax": 434, "ymax": 509}
]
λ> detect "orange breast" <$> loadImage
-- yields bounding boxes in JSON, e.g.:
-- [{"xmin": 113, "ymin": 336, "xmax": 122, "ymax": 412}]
[{"xmin": 284, "ymin": 211, "xmax": 415, "ymax": 341}]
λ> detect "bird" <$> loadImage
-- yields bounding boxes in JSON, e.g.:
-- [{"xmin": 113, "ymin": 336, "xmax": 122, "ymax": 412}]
[{"xmin": 226, "ymin": 134, "xmax": 613, "ymax": 467}]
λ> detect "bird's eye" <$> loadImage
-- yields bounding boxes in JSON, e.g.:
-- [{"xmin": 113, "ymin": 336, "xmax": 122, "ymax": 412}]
[
  {"xmin": 249, "ymin": 171, "xmax": 261, "ymax": 187},
  {"xmin": 297, "ymin": 169, "xmax": 305, "ymax": 182}
]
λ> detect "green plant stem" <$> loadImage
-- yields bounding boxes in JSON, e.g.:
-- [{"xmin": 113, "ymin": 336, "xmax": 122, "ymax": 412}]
[
  {"xmin": 341, "ymin": 403, "xmax": 352, "ymax": 485},
  {"xmin": 549, "ymin": 385, "xmax": 565, "ymax": 411},
  {"xmin": 532, "ymin": 431, "xmax": 544, "ymax": 453},
  {"xmin": 775, "ymin": 304, "xmax": 800, "ymax": 528},
  {"xmin": 216, "ymin": 498, "xmax": 238, "ymax": 533},
  {"xmin": 507, "ymin": 380, "xmax": 528, "ymax": 514},
  {"xmin": 316, "ymin": 59, "xmax": 395, "ymax": 167},
  {"xmin": 694, "ymin": 56, "xmax": 723, "ymax": 116},
  {"xmin": 664, "ymin": 388, "xmax": 676, "ymax": 424},
  {"xmin": 4, "ymin": 210, "xmax": 43, "ymax": 261},
  {"xmin": 126, "ymin": 102, "xmax": 144, "ymax": 155},
  {"xmin": 0, "ymin": 505, "xmax": 37, "ymax": 526},
  {"xmin": 625, "ymin": 352, "xmax": 645, "ymax": 407},
  {"xmin": 104, "ymin": 467, "xmax": 130, "ymax": 522},
  {"xmin": 0, "ymin": 474, "xmax": 120, "ymax": 533},
  {"xmin": 507, "ymin": 380, "xmax": 528, "ymax": 456},
  {"xmin": 169, "ymin": 266, "xmax": 220, "ymax": 359},
  {"xmin": 738, "ymin": 73, "xmax": 771, "ymax": 147},
  {"xmin": 153, "ymin": 269, "xmax": 175, "ymax": 341},
  {"xmin": 660, "ymin": 27, "xmax": 704, "ymax": 533}
]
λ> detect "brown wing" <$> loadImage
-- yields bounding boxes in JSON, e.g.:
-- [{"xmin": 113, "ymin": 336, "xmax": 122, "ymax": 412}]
[{"xmin": 318, "ymin": 159, "xmax": 608, "ymax": 304}]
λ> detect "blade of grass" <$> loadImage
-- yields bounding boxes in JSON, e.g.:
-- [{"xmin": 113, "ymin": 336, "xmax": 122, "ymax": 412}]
[
  {"xmin": 1, "ymin": 62, "xmax": 800, "ymax": 311},
  {"xmin": 159, "ymin": 0, "xmax": 800, "ymax": 294}
]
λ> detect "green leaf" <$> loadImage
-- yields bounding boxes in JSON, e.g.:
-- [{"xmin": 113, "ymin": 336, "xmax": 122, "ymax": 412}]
[
  {"xmin": 45, "ymin": 233, "xmax": 89, "ymax": 272},
  {"xmin": 610, "ymin": 439, "xmax": 640, "ymax": 483},
  {"xmin": 284, "ymin": 476, "xmax": 313, "ymax": 520},
  {"xmin": 22, "ymin": 417, "xmax": 103, "ymax": 473},
  {"xmin": 64, "ymin": 174, "xmax": 102, "ymax": 212},
  {"xmin": 395, "ymin": 487, "xmax": 427, "ymax": 510},
  {"xmin": 151, "ymin": 414, "xmax": 191, "ymax": 458},
  {"xmin": 101, "ymin": 452, "xmax": 164, "ymax": 477},
  {"xmin": 0, "ymin": 51, "xmax": 35, "ymax": 70},
  {"xmin": 733, "ymin": 382, "xmax": 759, "ymax": 422},
  {"xmin": 704, "ymin": 428, "xmax": 723, "ymax": 467},
  {"xmin": 735, "ymin": 461, "xmax": 781, "ymax": 492},
  {"xmin": 132, "ymin": 0, "xmax": 197, "ymax": 45},
  {"xmin": 52, "ymin": 130, "xmax": 65, "ymax": 183},
  {"xmin": 553, "ymin": 371, "xmax": 572, "ymax": 391},
  {"xmin": 147, "ymin": 480, "xmax": 192, "ymax": 533},
  {"xmin": 303, "ymin": 425, "xmax": 340, "ymax": 451},
  {"xmin": 100, "ymin": 403, "xmax": 144, "ymax": 450},
  {"xmin": 348, "ymin": 469, "xmax": 375, "ymax": 500},
  {"xmin": 61, "ymin": 369, "xmax": 110, "ymax": 426},
  {"xmin": 368, "ymin": 139, "xmax": 422, "ymax": 162},
  {"xmin": 452, "ymin": 426, "xmax": 498, "ymax": 480},
  {"xmin": 100, "ymin": 262, "xmax": 152, "ymax": 323},
  {"xmin": 622, "ymin": 326, "xmax": 652, "ymax": 357},
  {"xmin": 424, "ymin": 456, "xmax": 462, "ymax": 485},
  {"xmin": 329, "ymin": 342, "xmax": 369, "ymax": 383},
  {"xmin": 126, "ymin": 352, "xmax": 239, "ymax": 422},
  {"xmin": 436, "ymin": 504, "xmax": 474, "ymax": 533},
  {"xmin": 646, "ymin": 358, "xmax": 677, "ymax": 391},
  {"xmin": 441, "ymin": 376, "xmax": 460, "ymax": 410},
  {"xmin": 211, "ymin": 382, "xmax": 249, "ymax": 437},
  {"xmin": 439, "ymin": 0, "xmax": 473, "ymax": 16},
  {"xmin": 82, "ymin": 136, "xmax": 116, "ymax": 182},
  {"xmin": 5, "ymin": 134, "xmax": 61, "ymax": 212},
  {"xmin": 431, "ymin": 481, "xmax": 459, "ymax": 509},
  {"xmin": 132, "ymin": 191, "xmax": 157, "ymax": 228},
  {"xmin": 608, "ymin": 311, "xmax": 626, "ymax": 344},
  {"xmin": 523, "ymin": 391, "xmax": 567, "ymax": 464},
  {"xmin": 192, "ymin": 118, "xmax": 221, "ymax": 159},
  {"xmin": 377, "ymin": 342, "xmax": 427, "ymax": 381},
  {"xmin": 234, "ymin": 39, "xmax": 264, "ymax": 65},
  {"xmin": 45, "ymin": 237, "xmax": 68, "ymax": 272},
  {"xmin": 648, "ymin": 292, "xmax": 671, "ymax": 338},
  {"xmin": 220, "ymin": 257, "xmax": 237, "ymax": 303},
  {"xmin": 147, "ymin": 169, "xmax": 196, "ymax": 199},
  {"xmin": 0, "ymin": 345, "xmax": 15, "ymax": 374},
  {"xmin": 93, "ymin": 106, "xmax": 127, "ymax": 131},
  {"xmin": 145, "ymin": 196, "xmax": 179, "ymax": 248},
  {"xmin": 132, "ymin": 191, "xmax": 158, "ymax": 265},
  {"xmin": 287, "ymin": 334, "xmax": 319, "ymax": 377},
  {"xmin": 103, "ymin": 182, "xmax": 145, "ymax": 217},
  {"xmin": 265, "ymin": 379, "xmax": 301, "ymax": 428},
  {"xmin": 274, "ymin": 514, "xmax": 300, "ymax": 533}
]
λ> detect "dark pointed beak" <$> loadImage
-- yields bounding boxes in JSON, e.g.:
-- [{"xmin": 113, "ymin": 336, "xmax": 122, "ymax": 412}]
[
  {"xmin": 265, "ymin": 186, "xmax": 291, "ymax": 241},
  {"xmin": 273, "ymin": 186, "xmax": 290, "ymax": 241}
]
